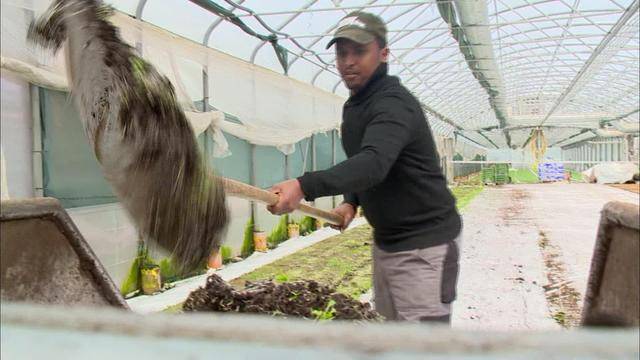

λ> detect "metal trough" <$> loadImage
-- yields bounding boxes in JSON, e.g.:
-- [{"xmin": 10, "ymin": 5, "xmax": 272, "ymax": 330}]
[
  {"xmin": 0, "ymin": 198, "xmax": 128, "ymax": 309},
  {"xmin": 582, "ymin": 201, "xmax": 639, "ymax": 326}
]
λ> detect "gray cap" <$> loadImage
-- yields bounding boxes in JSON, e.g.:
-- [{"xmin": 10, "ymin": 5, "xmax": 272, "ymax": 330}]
[{"xmin": 326, "ymin": 11, "xmax": 387, "ymax": 49}]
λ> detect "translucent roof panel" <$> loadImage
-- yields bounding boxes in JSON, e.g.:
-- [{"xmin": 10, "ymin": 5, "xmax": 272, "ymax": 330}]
[{"xmin": 104, "ymin": 0, "xmax": 639, "ymax": 148}]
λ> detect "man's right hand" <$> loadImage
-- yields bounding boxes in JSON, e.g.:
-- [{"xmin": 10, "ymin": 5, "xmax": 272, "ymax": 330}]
[{"xmin": 330, "ymin": 202, "xmax": 356, "ymax": 231}]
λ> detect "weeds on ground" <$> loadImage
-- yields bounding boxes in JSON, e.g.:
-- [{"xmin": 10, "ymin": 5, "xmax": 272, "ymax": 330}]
[{"xmin": 312, "ymin": 299, "xmax": 337, "ymax": 321}]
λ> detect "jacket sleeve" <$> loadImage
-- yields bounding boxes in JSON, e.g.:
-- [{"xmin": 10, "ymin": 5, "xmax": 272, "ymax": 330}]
[
  {"xmin": 343, "ymin": 193, "xmax": 359, "ymax": 208},
  {"xmin": 297, "ymin": 96, "xmax": 416, "ymax": 201}
]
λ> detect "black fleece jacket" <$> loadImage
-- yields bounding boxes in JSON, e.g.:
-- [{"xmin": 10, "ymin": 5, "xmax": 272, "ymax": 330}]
[{"xmin": 298, "ymin": 63, "xmax": 461, "ymax": 251}]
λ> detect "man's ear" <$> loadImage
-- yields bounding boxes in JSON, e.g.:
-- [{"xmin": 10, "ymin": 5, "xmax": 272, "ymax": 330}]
[{"xmin": 380, "ymin": 47, "xmax": 389, "ymax": 63}]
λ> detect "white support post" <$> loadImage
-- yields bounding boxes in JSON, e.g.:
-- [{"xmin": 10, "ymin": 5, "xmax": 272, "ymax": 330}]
[
  {"xmin": 331, "ymin": 130, "xmax": 337, "ymax": 208},
  {"xmin": 250, "ymin": 144, "xmax": 257, "ymax": 228},
  {"xmin": 310, "ymin": 134, "xmax": 316, "ymax": 206},
  {"xmin": 31, "ymin": 86, "xmax": 43, "ymax": 197}
]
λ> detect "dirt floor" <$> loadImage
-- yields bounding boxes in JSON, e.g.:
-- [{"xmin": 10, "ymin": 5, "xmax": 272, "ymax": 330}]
[
  {"xmin": 608, "ymin": 183, "xmax": 640, "ymax": 194},
  {"xmin": 453, "ymin": 183, "xmax": 638, "ymax": 330}
]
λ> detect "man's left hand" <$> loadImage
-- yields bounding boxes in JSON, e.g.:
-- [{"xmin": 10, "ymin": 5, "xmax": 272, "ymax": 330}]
[{"xmin": 267, "ymin": 179, "xmax": 305, "ymax": 215}]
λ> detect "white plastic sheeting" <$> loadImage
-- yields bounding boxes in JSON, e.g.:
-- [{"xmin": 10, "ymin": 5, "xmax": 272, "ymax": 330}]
[
  {"xmin": 582, "ymin": 162, "xmax": 639, "ymax": 184},
  {"xmin": 0, "ymin": 72, "xmax": 34, "ymax": 199},
  {"xmin": 0, "ymin": 2, "xmax": 344, "ymax": 156}
]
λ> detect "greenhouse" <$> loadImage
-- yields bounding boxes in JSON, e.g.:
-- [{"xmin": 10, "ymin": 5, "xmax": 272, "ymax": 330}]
[{"xmin": 1, "ymin": 0, "xmax": 639, "ymax": 358}]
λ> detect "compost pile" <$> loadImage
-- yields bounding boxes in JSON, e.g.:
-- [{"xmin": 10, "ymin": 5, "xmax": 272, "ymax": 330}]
[{"xmin": 183, "ymin": 274, "xmax": 380, "ymax": 321}]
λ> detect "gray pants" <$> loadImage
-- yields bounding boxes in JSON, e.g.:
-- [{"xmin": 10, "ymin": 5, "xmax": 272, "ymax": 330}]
[{"xmin": 373, "ymin": 236, "xmax": 460, "ymax": 323}]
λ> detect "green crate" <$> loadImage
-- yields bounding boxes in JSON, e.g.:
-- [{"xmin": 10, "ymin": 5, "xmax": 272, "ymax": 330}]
[
  {"xmin": 495, "ymin": 164, "xmax": 509, "ymax": 185},
  {"xmin": 482, "ymin": 167, "xmax": 496, "ymax": 184}
]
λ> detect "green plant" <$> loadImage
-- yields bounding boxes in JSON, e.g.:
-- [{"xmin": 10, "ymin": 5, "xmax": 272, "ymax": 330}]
[
  {"xmin": 120, "ymin": 256, "xmax": 142, "ymax": 296},
  {"xmin": 159, "ymin": 258, "xmax": 179, "ymax": 284},
  {"xmin": 268, "ymin": 215, "xmax": 289, "ymax": 247},
  {"xmin": 553, "ymin": 311, "xmax": 567, "ymax": 327},
  {"xmin": 220, "ymin": 245, "xmax": 233, "ymax": 263},
  {"xmin": 311, "ymin": 299, "xmax": 337, "ymax": 321},
  {"xmin": 274, "ymin": 273, "xmax": 289, "ymax": 282},
  {"xmin": 241, "ymin": 217, "xmax": 255, "ymax": 258},
  {"xmin": 299, "ymin": 216, "xmax": 317, "ymax": 236}
]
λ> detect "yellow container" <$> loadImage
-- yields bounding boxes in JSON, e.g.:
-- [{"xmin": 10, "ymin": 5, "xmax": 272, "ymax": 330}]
[
  {"xmin": 287, "ymin": 223, "xmax": 300, "ymax": 238},
  {"xmin": 315, "ymin": 219, "xmax": 325, "ymax": 229},
  {"xmin": 254, "ymin": 231, "xmax": 268, "ymax": 252},
  {"xmin": 141, "ymin": 266, "xmax": 161, "ymax": 295}
]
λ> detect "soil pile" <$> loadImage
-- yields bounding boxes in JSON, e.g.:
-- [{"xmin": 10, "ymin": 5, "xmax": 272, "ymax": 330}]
[{"xmin": 183, "ymin": 274, "xmax": 380, "ymax": 321}]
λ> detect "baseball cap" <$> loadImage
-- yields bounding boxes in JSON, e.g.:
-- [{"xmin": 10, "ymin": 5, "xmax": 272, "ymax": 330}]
[{"xmin": 326, "ymin": 11, "xmax": 387, "ymax": 49}]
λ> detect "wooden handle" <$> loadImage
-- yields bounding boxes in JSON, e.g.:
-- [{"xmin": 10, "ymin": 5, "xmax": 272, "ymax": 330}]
[{"xmin": 220, "ymin": 177, "xmax": 344, "ymax": 226}]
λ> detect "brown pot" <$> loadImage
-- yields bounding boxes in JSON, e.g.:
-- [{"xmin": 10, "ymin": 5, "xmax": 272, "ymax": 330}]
[
  {"xmin": 208, "ymin": 248, "xmax": 223, "ymax": 269},
  {"xmin": 287, "ymin": 223, "xmax": 300, "ymax": 238},
  {"xmin": 254, "ymin": 231, "xmax": 268, "ymax": 252},
  {"xmin": 141, "ymin": 266, "xmax": 161, "ymax": 295}
]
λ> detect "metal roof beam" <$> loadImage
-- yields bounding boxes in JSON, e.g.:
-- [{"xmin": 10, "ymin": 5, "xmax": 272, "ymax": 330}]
[{"xmin": 539, "ymin": 0, "xmax": 640, "ymax": 126}]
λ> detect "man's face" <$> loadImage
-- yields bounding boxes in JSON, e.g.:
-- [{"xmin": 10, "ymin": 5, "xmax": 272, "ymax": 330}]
[{"xmin": 336, "ymin": 38, "xmax": 388, "ymax": 93}]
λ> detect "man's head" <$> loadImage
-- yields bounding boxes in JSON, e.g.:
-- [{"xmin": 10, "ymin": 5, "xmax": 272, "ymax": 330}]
[{"xmin": 326, "ymin": 11, "xmax": 388, "ymax": 93}]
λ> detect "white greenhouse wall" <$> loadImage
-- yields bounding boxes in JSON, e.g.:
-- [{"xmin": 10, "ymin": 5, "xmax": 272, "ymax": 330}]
[{"xmin": 0, "ymin": 72, "xmax": 33, "ymax": 199}]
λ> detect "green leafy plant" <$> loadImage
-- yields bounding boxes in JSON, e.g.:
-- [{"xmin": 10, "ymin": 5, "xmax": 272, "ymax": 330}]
[
  {"xmin": 120, "ymin": 256, "xmax": 142, "ymax": 296},
  {"xmin": 241, "ymin": 217, "xmax": 255, "ymax": 258},
  {"xmin": 299, "ymin": 216, "xmax": 317, "ymax": 236},
  {"xmin": 220, "ymin": 245, "xmax": 233, "ymax": 263},
  {"xmin": 311, "ymin": 299, "xmax": 337, "ymax": 321},
  {"xmin": 274, "ymin": 273, "xmax": 290, "ymax": 283},
  {"xmin": 267, "ymin": 214, "xmax": 289, "ymax": 248},
  {"xmin": 553, "ymin": 311, "xmax": 567, "ymax": 327},
  {"xmin": 159, "ymin": 258, "xmax": 179, "ymax": 284}
]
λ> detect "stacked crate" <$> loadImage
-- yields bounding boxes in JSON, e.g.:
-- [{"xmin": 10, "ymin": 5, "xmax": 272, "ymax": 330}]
[
  {"xmin": 482, "ymin": 163, "xmax": 511, "ymax": 185},
  {"xmin": 482, "ymin": 167, "xmax": 496, "ymax": 185},
  {"xmin": 495, "ymin": 164, "xmax": 509, "ymax": 185}
]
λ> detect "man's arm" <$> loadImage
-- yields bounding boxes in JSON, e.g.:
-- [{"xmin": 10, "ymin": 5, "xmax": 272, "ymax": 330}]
[{"xmin": 298, "ymin": 96, "xmax": 416, "ymax": 201}]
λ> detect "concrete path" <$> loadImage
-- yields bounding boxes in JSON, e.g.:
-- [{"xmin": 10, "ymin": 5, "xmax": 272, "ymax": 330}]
[
  {"xmin": 453, "ymin": 183, "xmax": 637, "ymax": 331},
  {"xmin": 127, "ymin": 217, "xmax": 368, "ymax": 314}
]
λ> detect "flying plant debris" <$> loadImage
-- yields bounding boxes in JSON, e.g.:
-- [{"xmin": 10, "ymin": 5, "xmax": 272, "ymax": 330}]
[
  {"xmin": 184, "ymin": 274, "xmax": 381, "ymax": 321},
  {"xmin": 28, "ymin": 0, "xmax": 228, "ymax": 273}
]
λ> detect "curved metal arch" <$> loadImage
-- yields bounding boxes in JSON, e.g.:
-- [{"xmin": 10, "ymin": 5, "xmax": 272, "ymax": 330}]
[
  {"xmin": 311, "ymin": 67, "xmax": 328, "ymax": 86},
  {"xmin": 538, "ymin": 0, "xmax": 640, "ymax": 126},
  {"xmin": 202, "ymin": 0, "xmax": 247, "ymax": 46},
  {"xmin": 286, "ymin": 0, "xmax": 380, "ymax": 69},
  {"xmin": 419, "ymin": 95, "xmax": 495, "ymax": 127},
  {"xmin": 135, "ymin": 0, "xmax": 147, "ymax": 19},
  {"xmin": 249, "ymin": 0, "xmax": 318, "ymax": 64},
  {"xmin": 490, "ymin": 23, "xmax": 617, "ymax": 47},
  {"xmin": 492, "ymin": 9, "xmax": 617, "ymax": 35},
  {"xmin": 331, "ymin": 79, "xmax": 344, "ymax": 94},
  {"xmin": 123, "ymin": 0, "xmax": 639, "ymax": 145},
  {"xmin": 423, "ymin": 92, "xmax": 494, "ymax": 118},
  {"xmin": 493, "ymin": 4, "xmax": 604, "ymax": 71},
  {"xmin": 287, "ymin": 0, "xmax": 431, "ymax": 69},
  {"xmin": 492, "ymin": 0, "xmax": 625, "ymax": 20}
]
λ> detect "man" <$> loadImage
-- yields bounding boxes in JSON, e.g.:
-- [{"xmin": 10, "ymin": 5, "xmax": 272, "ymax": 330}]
[{"xmin": 267, "ymin": 11, "xmax": 461, "ymax": 323}]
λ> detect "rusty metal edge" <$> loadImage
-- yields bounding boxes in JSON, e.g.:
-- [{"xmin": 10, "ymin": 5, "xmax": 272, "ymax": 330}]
[{"xmin": 1, "ymin": 198, "xmax": 130, "ymax": 310}]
